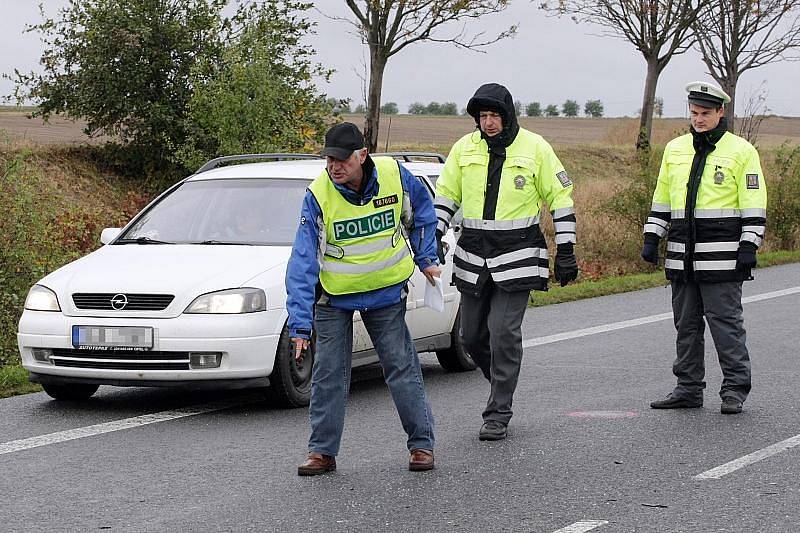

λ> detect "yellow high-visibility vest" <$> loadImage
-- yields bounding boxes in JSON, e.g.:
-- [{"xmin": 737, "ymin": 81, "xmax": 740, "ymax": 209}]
[{"xmin": 308, "ymin": 157, "xmax": 415, "ymax": 295}]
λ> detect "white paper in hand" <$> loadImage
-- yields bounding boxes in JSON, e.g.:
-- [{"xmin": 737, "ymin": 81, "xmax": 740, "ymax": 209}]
[{"xmin": 424, "ymin": 276, "xmax": 444, "ymax": 312}]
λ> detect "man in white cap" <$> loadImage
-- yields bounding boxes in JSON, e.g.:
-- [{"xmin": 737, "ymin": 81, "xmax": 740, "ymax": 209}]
[{"xmin": 642, "ymin": 81, "xmax": 767, "ymax": 415}]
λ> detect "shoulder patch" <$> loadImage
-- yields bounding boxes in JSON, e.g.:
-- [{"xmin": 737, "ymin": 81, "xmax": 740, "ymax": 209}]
[
  {"xmin": 556, "ymin": 171, "xmax": 572, "ymax": 188},
  {"xmin": 746, "ymin": 174, "xmax": 760, "ymax": 189}
]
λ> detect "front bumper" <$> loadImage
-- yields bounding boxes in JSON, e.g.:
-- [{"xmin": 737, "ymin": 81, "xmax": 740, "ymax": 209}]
[{"xmin": 18, "ymin": 309, "xmax": 286, "ymax": 385}]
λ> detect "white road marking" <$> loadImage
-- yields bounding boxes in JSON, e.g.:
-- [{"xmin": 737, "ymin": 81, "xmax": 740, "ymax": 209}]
[
  {"xmin": 551, "ymin": 520, "xmax": 609, "ymax": 533},
  {"xmin": 3, "ymin": 287, "xmax": 798, "ymax": 458},
  {"xmin": 523, "ymin": 313, "xmax": 672, "ymax": 348},
  {"xmin": 694, "ymin": 433, "xmax": 800, "ymax": 480},
  {"xmin": 0, "ymin": 395, "xmax": 259, "ymax": 456},
  {"xmin": 523, "ymin": 286, "xmax": 800, "ymax": 349}
]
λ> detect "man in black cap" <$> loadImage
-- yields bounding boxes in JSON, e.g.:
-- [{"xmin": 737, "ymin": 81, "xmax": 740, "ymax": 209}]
[
  {"xmin": 643, "ymin": 81, "xmax": 767, "ymax": 415},
  {"xmin": 286, "ymin": 122, "xmax": 441, "ymax": 475},
  {"xmin": 434, "ymin": 84, "xmax": 579, "ymax": 441}
]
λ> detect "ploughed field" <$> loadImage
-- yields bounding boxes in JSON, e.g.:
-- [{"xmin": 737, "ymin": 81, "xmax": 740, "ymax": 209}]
[{"xmin": 1, "ymin": 110, "xmax": 798, "ymax": 149}]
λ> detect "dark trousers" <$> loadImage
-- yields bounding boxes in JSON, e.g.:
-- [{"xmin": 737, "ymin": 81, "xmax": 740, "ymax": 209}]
[
  {"xmin": 671, "ymin": 280, "xmax": 751, "ymax": 403},
  {"xmin": 460, "ymin": 280, "xmax": 530, "ymax": 425}
]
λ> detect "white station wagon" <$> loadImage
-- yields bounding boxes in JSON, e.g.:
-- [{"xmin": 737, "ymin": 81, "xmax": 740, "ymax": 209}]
[{"xmin": 17, "ymin": 153, "xmax": 474, "ymax": 407}]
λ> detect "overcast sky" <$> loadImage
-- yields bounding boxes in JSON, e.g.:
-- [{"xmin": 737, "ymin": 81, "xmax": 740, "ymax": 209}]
[{"xmin": 1, "ymin": 1, "xmax": 797, "ymax": 117}]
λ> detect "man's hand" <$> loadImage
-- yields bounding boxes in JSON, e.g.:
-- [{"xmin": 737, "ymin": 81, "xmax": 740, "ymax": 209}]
[
  {"xmin": 554, "ymin": 246, "xmax": 579, "ymax": 287},
  {"xmin": 640, "ymin": 243, "xmax": 659, "ymax": 265},
  {"xmin": 736, "ymin": 242, "xmax": 757, "ymax": 270},
  {"xmin": 290, "ymin": 337, "xmax": 309, "ymax": 361},
  {"xmin": 641, "ymin": 235, "xmax": 660, "ymax": 265},
  {"xmin": 435, "ymin": 230, "xmax": 447, "ymax": 265},
  {"xmin": 422, "ymin": 265, "xmax": 442, "ymax": 286}
]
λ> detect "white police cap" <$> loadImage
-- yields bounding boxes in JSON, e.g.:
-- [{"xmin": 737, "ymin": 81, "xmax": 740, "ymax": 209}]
[{"xmin": 685, "ymin": 81, "xmax": 731, "ymax": 108}]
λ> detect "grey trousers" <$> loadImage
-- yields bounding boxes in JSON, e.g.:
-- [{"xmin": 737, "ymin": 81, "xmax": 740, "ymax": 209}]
[
  {"xmin": 671, "ymin": 280, "xmax": 751, "ymax": 403},
  {"xmin": 460, "ymin": 281, "xmax": 530, "ymax": 425}
]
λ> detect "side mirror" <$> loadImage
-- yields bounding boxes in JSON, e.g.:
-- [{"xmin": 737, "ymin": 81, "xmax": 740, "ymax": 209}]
[{"xmin": 100, "ymin": 228, "xmax": 122, "ymax": 245}]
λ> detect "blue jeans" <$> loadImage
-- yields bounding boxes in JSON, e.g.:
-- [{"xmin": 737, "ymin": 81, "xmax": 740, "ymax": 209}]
[{"xmin": 308, "ymin": 299, "xmax": 435, "ymax": 456}]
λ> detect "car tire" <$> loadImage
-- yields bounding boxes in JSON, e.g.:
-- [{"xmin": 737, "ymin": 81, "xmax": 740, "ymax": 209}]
[
  {"xmin": 264, "ymin": 324, "xmax": 313, "ymax": 408},
  {"xmin": 435, "ymin": 310, "xmax": 477, "ymax": 372},
  {"xmin": 41, "ymin": 382, "xmax": 99, "ymax": 401}
]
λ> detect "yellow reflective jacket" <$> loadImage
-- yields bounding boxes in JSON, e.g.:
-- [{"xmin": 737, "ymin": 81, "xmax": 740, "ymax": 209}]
[
  {"xmin": 435, "ymin": 128, "xmax": 576, "ymax": 292},
  {"xmin": 644, "ymin": 131, "xmax": 767, "ymax": 282}
]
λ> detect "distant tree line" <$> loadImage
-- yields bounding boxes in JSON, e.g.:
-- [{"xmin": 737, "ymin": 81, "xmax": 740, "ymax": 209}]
[
  {"xmin": 336, "ymin": 98, "xmax": 606, "ymax": 117},
  {"xmin": 522, "ymin": 99, "xmax": 604, "ymax": 117}
]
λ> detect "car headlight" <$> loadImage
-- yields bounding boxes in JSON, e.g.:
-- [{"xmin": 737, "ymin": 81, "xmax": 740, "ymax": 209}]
[
  {"xmin": 24, "ymin": 285, "xmax": 61, "ymax": 312},
  {"xmin": 184, "ymin": 288, "xmax": 266, "ymax": 314}
]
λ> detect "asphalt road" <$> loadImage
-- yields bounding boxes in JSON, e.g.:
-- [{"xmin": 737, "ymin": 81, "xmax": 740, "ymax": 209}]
[{"xmin": 2, "ymin": 263, "xmax": 799, "ymax": 532}]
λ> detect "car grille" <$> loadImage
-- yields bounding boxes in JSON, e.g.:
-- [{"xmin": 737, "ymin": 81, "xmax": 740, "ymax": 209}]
[
  {"xmin": 72, "ymin": 293, "xmax": 175, "ymax": 311},
  {"xmin": 50, "ymin": 349, "xmax": 190, "ymax": 370}
]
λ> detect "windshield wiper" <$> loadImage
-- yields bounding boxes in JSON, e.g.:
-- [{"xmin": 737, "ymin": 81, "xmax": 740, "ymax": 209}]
[
  {"xmin": 193, "ymin": 240, "xmax": 254, "ymax": 245},
  {"xmin": 116, "ymin": 236, "xmax": 174, "ymax": 245}
]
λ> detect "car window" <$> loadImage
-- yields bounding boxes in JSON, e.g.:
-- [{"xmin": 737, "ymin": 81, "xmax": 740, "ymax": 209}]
[{"xmin": 121, "ymin": 178, "xmax": 309, "ymax": 245}]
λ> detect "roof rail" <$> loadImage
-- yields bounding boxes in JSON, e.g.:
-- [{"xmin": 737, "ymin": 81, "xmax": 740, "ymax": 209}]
[
  {"xmin": 196, "ymin": 153, "xmax": 321, "ymax": 173},
  {"xmin": 373, "ymin": 152, "xmax": 446, "ymax": 164}
]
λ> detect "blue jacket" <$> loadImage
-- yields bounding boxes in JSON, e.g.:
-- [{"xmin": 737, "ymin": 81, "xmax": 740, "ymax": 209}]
[{"xmin": 286, "ymin": 157, "xmax": 439, "ymax": 340}]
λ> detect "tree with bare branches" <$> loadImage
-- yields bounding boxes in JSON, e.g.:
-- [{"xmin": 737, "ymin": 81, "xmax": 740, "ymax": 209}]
[
  {"xmin": 541, "ymin": 0, "xmax": 704, "ymax": 151},
  {"xmin": 338, "ymin": 1, "xmax": 515, "ymax": 151},
  {"xmin": 694, "ymin": 0, "xmax": 800, "ymax": 132}
]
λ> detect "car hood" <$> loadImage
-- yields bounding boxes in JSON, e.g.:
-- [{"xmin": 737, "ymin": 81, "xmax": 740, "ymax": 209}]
[{"xmin": 38, "ymin": 244, "xmax": 291, "ymax": 317}]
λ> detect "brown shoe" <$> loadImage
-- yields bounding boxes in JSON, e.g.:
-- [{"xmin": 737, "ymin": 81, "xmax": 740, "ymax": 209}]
[
  {"xmin": 409, "ymin": 449, "xmax": 434, "ymax": 471},
  {"xmin": 297, "ymin": 452, "xmax": 336, "ymax": 476}
]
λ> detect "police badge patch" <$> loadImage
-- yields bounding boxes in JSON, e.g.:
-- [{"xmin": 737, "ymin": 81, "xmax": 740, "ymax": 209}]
[
  {"xmin": 556, "ymin": 171, "xmax": 572, "ymax": 188},
  {"xmin": 514, "ymin": 175, "xmax": 526, "ymax": 189},
  {"xmin": 746, "ymin": 174, "xmax": 760, "ymax": 189},
  {"xmin": 713, "ymin": 170, "xmax": 725, "ymax": 184}
]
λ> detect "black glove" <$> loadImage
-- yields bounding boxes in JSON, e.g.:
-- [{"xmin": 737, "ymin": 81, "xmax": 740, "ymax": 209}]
[
  {"xmin": 435, "ymin": 229, "xmax": 446, "ymax": 265},
  {"xmin": 641, "ymin": 234, "xmax": 659, "ymax": 265},
  {"xmin": 554, "ymin": 243, "xmax": 578, "ymax": 287},
  {"xmin": 736, "ymin": 242, "xmax": 757, "ymax": 270}
]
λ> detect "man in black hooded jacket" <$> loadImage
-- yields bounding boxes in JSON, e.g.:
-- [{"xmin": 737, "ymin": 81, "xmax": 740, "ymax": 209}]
[{"xmin": 434, "ymin": 83, "xmax": 579, "ymax": 440}]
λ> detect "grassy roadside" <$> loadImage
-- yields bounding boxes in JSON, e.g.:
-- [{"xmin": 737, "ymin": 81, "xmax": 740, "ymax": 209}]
[
  {"xmin": 1, "ymin": 250, "xmax": 797, "ymax": 399},
  {"xmin": 531, "ymin": 249, "xmax": 800, "ymax": 307},
  {"xmin": 0, "ymin": 365, "xmax": 41, "ymax": 398}
]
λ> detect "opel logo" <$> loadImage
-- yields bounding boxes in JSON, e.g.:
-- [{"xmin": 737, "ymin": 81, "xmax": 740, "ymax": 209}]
[{"xmin": 110, "ymin": 293, "xmax": 128, "ymax": 310}]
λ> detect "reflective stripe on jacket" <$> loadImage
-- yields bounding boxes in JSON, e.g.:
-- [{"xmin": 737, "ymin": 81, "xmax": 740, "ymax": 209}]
[
  {"xmin": 645, "ymin": 132, "xmax": 767, "ymax": 282},
  {"xmin": 308, "ymin": 157, "xmax": 415, "ymax": 295},
  {"xmin": 434, "ymin": 128, "xmax": 575, "ymax": 293}
]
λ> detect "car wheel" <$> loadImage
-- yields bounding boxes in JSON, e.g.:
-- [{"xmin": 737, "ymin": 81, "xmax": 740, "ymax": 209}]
[
  {"xmin": 41, "ymin": 382, "xmax": 99, "ymax": 401},
  {"xmin": 264, "ymin": 324, "xmax": 313, "ymax": 408},
  {"xmin": 435, "ymin": 310, "xmax": 477, "ymax": 372}
]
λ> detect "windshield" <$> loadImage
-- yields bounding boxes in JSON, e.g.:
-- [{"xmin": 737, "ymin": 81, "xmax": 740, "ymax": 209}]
[{"xmin": 119, "ymin": 178, "xmax": 309, "ymax": 246}]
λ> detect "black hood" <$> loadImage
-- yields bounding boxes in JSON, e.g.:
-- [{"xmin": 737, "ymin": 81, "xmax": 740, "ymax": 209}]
[{"xmin": 466, "ymin": 83, "xmax": 519, "ymax": 149}]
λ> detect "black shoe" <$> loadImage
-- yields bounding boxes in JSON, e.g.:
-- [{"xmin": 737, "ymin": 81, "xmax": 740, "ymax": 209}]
[
  {"xmin": 721, "ymin": 397, "xmax": 743, "ymax": 414},
  {"xmin": 479, "ymin": 421, "xmax": 507, "ymax": 441},
  {"xmin": 650, "ymin": 394, "xmax": 702, "ymax": 409}
]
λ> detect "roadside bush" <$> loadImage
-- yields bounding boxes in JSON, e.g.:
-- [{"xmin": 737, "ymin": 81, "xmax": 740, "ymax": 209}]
[
  {"xmin": 767, "ymin": 143, "xmax": 800, "ymax": 249},
  {"xmin": 605, "ymin": 148, "xmax": 663, "ymax": 233},
  {"xmin": 0, "ymin": 152, "xmax": 66, "ymax": 365},
  {"xmin": 0, "ymin": 147, "xmax": 147, "ymax": 366}
]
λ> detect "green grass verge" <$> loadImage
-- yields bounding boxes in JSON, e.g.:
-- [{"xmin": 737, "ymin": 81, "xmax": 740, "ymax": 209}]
[
  {"xmin": 530, "ymin": 249, "xmax": 800, "ymax": 307},
  {"xmin": 0, "ymin": 365, "xmax": 41, "ymax": 399},
  {"xmin": 0, "ymin": 250, "xmax": 797, "ymax": 399}
]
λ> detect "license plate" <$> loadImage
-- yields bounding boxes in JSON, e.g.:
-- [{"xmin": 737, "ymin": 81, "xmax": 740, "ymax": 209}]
[{"xmin": 72, "ymin": 326, "xmax": 154, "ymax": 351}]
